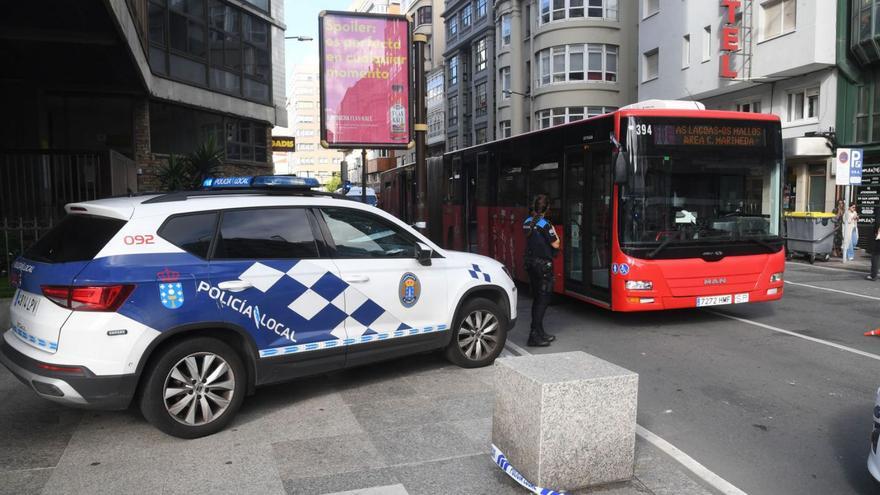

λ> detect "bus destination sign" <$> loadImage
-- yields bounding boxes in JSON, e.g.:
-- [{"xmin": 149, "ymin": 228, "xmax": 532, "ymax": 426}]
[{"xmin": 652, "ymin": 124, "xmax": 766, "ymax": 147}]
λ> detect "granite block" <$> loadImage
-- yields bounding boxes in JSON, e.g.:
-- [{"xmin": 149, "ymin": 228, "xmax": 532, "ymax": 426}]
[{"xmin": 492, "ymin": 351, "xmax": 638, "ymax": 491}]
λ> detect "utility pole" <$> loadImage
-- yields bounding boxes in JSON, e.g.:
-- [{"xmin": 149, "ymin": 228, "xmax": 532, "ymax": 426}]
[
  {"xmin": 413, "ymin": 32, "xmax": 428, "ymax": 231},
  {"xmin": 361, "ymin": 148, "xmax": 368, "ymax": 203}
]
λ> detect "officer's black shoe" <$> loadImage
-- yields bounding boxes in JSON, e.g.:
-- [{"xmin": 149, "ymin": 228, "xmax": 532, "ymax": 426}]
[
  {"xmin": 527, "ymin": 334, "xmax": 551, "ymax": 347},
  {"xmin": 539, "ymin": 330, "xmax": 556, "ymax": 342}
]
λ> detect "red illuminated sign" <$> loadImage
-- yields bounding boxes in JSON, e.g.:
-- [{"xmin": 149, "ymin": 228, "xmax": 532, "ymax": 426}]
[
  {"xmin": 720, "ymin": 0, "xmax": 741, "ymax": 79},
  {"xmin": 319, "ymin": 11, "xmax": 412, "ymax": 149}
]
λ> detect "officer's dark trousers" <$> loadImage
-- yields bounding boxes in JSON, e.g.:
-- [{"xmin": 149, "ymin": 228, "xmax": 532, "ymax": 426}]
[{"xmin": 526, "ymin": 258, "xmax": 554, "ymax": 333}]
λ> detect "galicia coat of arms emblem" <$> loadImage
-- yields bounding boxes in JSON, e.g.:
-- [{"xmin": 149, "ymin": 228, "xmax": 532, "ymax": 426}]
[
  {"xmin": 158, "ymin": 267, "xmax": 184, "ymax": 309},
  {"xmin": 399, "ymin": 272, "xmax": 420, "ymax": 308}
]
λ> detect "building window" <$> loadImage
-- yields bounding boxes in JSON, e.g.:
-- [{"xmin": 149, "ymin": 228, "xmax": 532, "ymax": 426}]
[
  {"xmin": 760, "ymin": 0, "xmax": 796, "ymax": 40},
  {"xmin": 477, "ymin": 0, "xmax": 487, "ymax": 18},
  {"xmin": 736, "ymin": 101, "xmax": 762, "ymax": 113},
  {"xmin": 500, "ymin": 67, "xmax": 511, "ymax": 98},
  {"xmin": 702, "ymin": 26, "xmax": 712, "ymax": 62},
  {"xmin": 643, "ymin": 0, "xmax": 659, "ymax": 17},
  {"xmin": 540, "ymin": 0, "xmax": 617, "ymax": 24},
  {"xmin": 462, "ymin": 4, "xmax": 472, "ymax": 27},
  {"xmin": 428, "ymin": 110, "xmax": 445, "ymax": 138},
  {"xmin": 501, "ymin": 14, "xmax": 511, "ymax": 46},
  {"xmin": 147, "ymin": 0, "xmax": 271, "ymax": 103},
  {"xmin": 448, "ymin": 135, "xmax": 458, "ymax": 151},
  {"xmin": 475, "ymin": 83, "xmax": 488, "ymax": 116},
  {"xmin": 417, "ymin": 5, "xmax": 432, "ymax": 25},
  {"xmin": 226, "ymin": 119, "xmax": 267, "ymax": 162},
  {"xmin": 787, "ymin": 87, "xmax": 819, "ymax": 121},
  {"xmin": 536, "ymin": 106, "xmax": 616, "ymax": 129},
  {"xmin": 642, "ymin": 48, "xmax": 659, "ymax": 82},
  {"xmin": 297, "ymin": 143, "xmax": 316, "ymax": 151},
  {"xmin": 476, "ymin": 127, "xmax": 488, "ymax": 144},
  {"xmin": 447, "ymin": 13, "xmax": 458, "ymax": 37},
  {"xmin": 475, "ymin": 38, "xmax": 487, "ymax": 72},
  {"xmin": 538, "ymin": 44, "xmax": 617, "ymax": 86},
  {"xmin": 448, "ymin": 55, "xmax": 459, "ymax": 85},
  {"xmin": 500, "ymin": 120, "xmax": 511, "ymax": 138},
  {"xmin": 427, "ymin": 71, "xmax": 444, "ymax": 109},
  {"xmin": 682, "ymin": 34, "xmax": 690, "ymax": 68},
  {"xmin": 448, "ymin": 95, "xmax": 459, "ymax": 126},
  {"xmin": 295, "ymin": 100, "xmax": 313, "ymax": 109}
]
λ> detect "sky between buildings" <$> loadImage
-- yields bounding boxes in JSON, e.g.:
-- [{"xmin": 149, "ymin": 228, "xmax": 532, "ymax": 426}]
[{"xmin": 284, "ymin": 0, "xmax": 352, "ymax": 95}]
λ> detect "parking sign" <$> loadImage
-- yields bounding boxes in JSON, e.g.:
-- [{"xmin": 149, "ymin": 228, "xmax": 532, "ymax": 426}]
[{"xmin": 851, "ymin": 148, "xmax": 864, "ymax": 185}]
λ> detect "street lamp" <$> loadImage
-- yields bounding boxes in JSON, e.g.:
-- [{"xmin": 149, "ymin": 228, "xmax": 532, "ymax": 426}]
[
  {"xmin": 502, "ymin": 89, "xmax": 530, "ymax": 98},
  {"xmin": 285, "ymin": 35, "xmax": 314, "ymax": 41}
]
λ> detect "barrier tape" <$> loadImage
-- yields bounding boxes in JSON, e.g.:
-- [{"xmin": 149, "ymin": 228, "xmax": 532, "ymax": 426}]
[{"xmin": 491, "ymin": 444, "xmax": 566, "ymax": 495}]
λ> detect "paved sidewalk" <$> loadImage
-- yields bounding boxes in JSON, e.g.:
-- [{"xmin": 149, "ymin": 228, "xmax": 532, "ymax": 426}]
[
  {"xmin": 0, "ymin": 342, "xmax": 722, "ymax": 495},
  {"xmin": 788, "ymin": 251, "xmax": 872, "ymax": 273}
]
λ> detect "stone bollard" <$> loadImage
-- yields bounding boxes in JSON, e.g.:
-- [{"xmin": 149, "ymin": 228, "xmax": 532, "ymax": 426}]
[{"xmin": 492, "ymin": 351, "xmax": 639, "ymax": 490}]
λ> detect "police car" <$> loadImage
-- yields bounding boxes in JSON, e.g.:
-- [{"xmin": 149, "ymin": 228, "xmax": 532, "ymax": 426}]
[{"xmin": 1, "ymin": 176, "xmax": 516, "ymax": 438}]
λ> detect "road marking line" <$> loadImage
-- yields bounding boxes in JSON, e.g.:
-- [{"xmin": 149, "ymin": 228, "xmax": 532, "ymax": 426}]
[
  {"xmin": 784, "ymin": 280, "xmax": 880, "ymax": 301},
  {"xmin": 785, "ymin": 262, "xmax": 867, "ymax": 274},
  {"xmin": 502, "ymin": 341, "xmax": 747, "ymax": 495},
  {"xmin": 636, "ymin": 425, "xmax": 747, "ymax": 495},
  {"xmin": 706, "ymin": 309, "xmax": 880, "ymax": 362}
]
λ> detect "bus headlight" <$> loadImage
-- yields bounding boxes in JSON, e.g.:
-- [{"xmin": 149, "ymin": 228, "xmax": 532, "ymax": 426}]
[
  {"xmin": 770, "ymin": 272, "xmax": 783, "ymax": 283},
  {"xmin": 625, "ymin": 280, "xmax": 653, "ymax": 290}
]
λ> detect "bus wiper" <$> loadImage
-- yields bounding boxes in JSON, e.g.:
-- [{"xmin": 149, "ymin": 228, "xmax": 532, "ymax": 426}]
[
  {"xmin": 743, "ymin": 237, "xmax": 776, "ymax": 253},
  {"xmin": 647, "ymin": 237, "xmax": 674, "ymax": 258}
]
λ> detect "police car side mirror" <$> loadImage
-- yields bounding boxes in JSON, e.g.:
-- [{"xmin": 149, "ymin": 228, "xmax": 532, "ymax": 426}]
[
  {"xmin": 416, "ymin": 242, "xmax": 433, "ymax": 266},
  {"xmin": 613, "ymin": 151, "xmax": 629, "ymax": 185}
]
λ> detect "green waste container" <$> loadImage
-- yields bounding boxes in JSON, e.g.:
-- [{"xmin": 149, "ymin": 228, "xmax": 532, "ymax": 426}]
[{"xmin": 784, "ymin": 212, "xmax": 836, "ymax": 264}]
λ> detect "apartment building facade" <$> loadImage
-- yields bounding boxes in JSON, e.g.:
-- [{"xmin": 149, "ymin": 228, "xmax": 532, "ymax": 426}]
[{"xmin": 638, "ymin": 0, "xmax": 838, "ymax": 213}]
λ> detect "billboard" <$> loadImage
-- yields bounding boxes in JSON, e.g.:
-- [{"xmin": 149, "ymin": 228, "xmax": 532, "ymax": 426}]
[
  {"xmin": 271, "ymin": 136, "xmax": 296, "ymax": 152},
  {"xmin": 319, "ymin": 11, "xmax": 412, "ymax": 149}
]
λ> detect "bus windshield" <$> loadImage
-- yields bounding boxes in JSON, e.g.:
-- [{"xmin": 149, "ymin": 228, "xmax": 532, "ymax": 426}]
[{"xmin": 620, "ymin": 118, "xmax": 783, "ymax": 259}]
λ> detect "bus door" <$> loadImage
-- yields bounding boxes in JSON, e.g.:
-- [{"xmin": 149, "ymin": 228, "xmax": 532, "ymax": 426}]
[
  {"xmin": 586, "ymin": 143, "xmax": 612, "ymax": 301},
  {"xmin": 466, "ymin": 152, "xmax": 491, "ymax": 253},
  {"xmin": 564, "ymin": 144, "xmax": 612, "ymax": 303}
]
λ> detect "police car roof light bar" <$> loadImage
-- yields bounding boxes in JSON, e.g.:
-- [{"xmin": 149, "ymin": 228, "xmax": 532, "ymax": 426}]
[{"xmin": 145, "ymin": 176, "xmax": 333, "ymax": 204}]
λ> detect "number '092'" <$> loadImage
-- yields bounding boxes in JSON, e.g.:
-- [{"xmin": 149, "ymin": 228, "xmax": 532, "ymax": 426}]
[{"xmin": 124, "ymin": 235, "xmax": 155, "ymax": 245}]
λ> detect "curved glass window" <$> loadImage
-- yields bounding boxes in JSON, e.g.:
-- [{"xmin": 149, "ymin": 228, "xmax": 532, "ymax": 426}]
[{"xmin": 540, "ymin": 0, "xmax": 617, "ymax": 24}]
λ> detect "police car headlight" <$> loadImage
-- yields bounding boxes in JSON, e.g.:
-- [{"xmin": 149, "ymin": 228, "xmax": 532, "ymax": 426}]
[
  {"xmin": 770, "ymin": 272, "xmax": 783, "ymax": 283},
  {"xmin": 625, "ymin": 280, "xmax": 653, "ymax": 291}
]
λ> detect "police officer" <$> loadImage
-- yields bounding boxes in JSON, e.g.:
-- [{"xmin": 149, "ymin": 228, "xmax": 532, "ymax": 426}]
[{"xmin": 523, "ymin": 194, "xmax": 560, "ymax": 347}]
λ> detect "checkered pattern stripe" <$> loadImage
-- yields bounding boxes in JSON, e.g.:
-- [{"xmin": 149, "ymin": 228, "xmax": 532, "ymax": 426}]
[
  {"xmin": 238, "ymin": 260, "xmax": 433, "ymax": 358},
  {"xmin": 12, "ymin": 324, "xmax": 58, "ymax": 351},
  {"xmin": 259, "ymin": 324, "xmax": 449, "ymax": 357},
  {"xmin": 468, "ymin": 264, "xmax": 491, "ymax": 282}
]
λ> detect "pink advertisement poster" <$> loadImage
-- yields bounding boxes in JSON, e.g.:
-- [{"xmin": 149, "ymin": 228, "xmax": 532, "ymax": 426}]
[{"xmin": 319, "ymin": 12, "xmax": 411, "ymax": 148}]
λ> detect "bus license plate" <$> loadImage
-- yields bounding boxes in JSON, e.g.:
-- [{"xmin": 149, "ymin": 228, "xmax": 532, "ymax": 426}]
[
  {"xmin": 696, "ymin": 295, "xmax": 732, "ymax": 307},
  {"xmin": 13, "ymin": 290, "xmax": 40, "ymax": 315}
]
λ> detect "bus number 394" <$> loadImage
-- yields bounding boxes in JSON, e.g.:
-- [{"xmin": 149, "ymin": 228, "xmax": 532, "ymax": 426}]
[{"xmin": 634, "ymin": 124, "xmax": 653, "ymax": 135}]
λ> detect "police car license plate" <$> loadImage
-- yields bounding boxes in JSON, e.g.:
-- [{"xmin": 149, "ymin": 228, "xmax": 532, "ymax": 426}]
[
  {"xmin": 696, "ymin": 295, "xmax": 732, "ymax": 307},
  {"xmin": 13, "ymin": 290, "xmax": 40, "ymax": 315}
]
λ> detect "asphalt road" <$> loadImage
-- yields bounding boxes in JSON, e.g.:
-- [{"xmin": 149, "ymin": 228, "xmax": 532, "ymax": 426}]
[{"xmin": 507, "ymin": 261, "xmax": 880, "ymax": 495}]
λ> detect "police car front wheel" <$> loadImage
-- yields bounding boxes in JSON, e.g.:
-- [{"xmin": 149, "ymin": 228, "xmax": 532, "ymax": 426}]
[
  {"xmin": 445, "ymin": 298, "xmax": 508, "ymax": 368},
  {"xmin": 139, "ymin": 337, "xmax": 246, "ymax": 438}
]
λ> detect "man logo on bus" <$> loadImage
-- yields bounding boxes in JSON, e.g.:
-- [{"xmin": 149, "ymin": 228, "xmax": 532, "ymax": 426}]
[
  {"xmin": 399, "ymin": 272, "xmax": 421, "ymax": 308},
  {"xmin": 619, "ymin": 264, "xmax": 630, "ymax": 276}
]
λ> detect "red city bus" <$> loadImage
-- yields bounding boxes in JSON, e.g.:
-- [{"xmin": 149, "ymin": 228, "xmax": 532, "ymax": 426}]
[{"xmin": 380, "ymin": 102, "xmax": 785, "ymax": 311}]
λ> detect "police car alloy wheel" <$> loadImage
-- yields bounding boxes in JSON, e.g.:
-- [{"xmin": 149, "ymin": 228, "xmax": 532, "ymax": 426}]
[
  {"xmin": 445, "ymin": 297, "xmax": 508, "ymax": 368},
  {"xmin": 139, "ymin": 337, "xmax": 246, "ymax": 438}
]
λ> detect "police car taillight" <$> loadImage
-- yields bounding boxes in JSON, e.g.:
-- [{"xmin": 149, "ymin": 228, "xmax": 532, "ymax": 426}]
[{"xmin": 41, "ymin": 285, "xmax": 134, "ymax": 311}]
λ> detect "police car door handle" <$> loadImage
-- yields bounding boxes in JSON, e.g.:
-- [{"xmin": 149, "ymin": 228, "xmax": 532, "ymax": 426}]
[
  {"xmin": 217, "ymin": 280, "xmax": 254, "ymax": 292},
  {"xmin": 342, "ymin": 274, "xmax": 370, "ymax": 283}
]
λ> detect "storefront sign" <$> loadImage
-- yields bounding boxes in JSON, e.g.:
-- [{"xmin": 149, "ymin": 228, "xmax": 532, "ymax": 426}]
[
  {"xmin": 720, "ymin": 0, "xmax": 741, "ymax": 79},
  {"xmin": 857, "ymin": 165, "xmax": 879, "ymax": 226},
  {"xmin": 271, "ymin": 136, "xmax": 296, "ymax": 152},
  {"xmin": 319, "ymin": 11, "xmax": 411, "ymax": 149}
]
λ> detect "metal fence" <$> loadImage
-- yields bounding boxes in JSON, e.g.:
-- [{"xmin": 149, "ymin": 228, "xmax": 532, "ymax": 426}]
[
  {"xmin": 1, "ymin": 217, "xmax": 55, "ymax": 277},
  {"xmin": 0, "ymin": 150, "xmax": 137, "ymax": 276}
]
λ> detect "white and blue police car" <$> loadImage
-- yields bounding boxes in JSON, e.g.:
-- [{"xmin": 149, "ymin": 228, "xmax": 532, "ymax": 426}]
[{"xmin": 1, "ymin": 176, "xmax": 516, "ymax": 438}]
